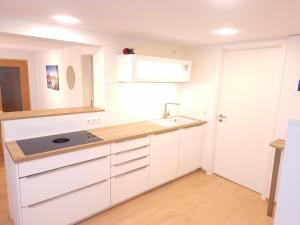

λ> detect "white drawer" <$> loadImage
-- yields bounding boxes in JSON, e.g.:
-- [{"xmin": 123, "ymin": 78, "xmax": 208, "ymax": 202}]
[
  {"xmin": 111, "ymin": 145, "xmax": 149, "ymax": 165},
  {"xmin": 111, "ymin": 156, "xmax": 149, "ymax": 177},
  {"xmin": 19, "ymin": 144, "xmax": 110, "ymax": 177},
  {"xmin": 20, "ymin": 155, "xmax": 110, "ymax": 207},
  {"xmin": 111, "ymin": 136, "xmax": 150, "ymax": 154},
  {"xmin": 111, "ymin": 166, "xmax": 149, "ymax": 205},
  {"xmin": 22, "ymin": 179, "xmax": 110, "ymax": 225}
]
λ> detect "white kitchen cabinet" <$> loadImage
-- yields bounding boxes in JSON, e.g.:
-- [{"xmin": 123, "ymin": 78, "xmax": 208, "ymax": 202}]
[
  {"xmin": 110, "ymin": 137, "xmax": 150, "ymax": 205},
  {"xmin": 4, "ymin": 120, "xmax": 205, "ymax": 225},
  {"xmin": 20, "ymin": 155, "xmax": 110, "ymax": 207},
  {"xmin": 117, "ymin": 54, "xmax": 191, "ymax": 83},
  {"xmin": 149, "ymin": 130, "xmax": 180, "ymax": 188},
  {"xmin": 5, "ymin": 144, "xmax": 111, "ymax": 225},
  {"xmin": 178, "ymin": 126, "xmax": 203, "ymax": 176},
  {"xmin": 111, "ymin": 156, "xmax": 149, "ymax": 177},
  {"xmin": 19, "ymin": 144, "xmax": 110, "ymax": 177},
  {"xmin": 111, "ymin": 145, "xmax": 149, "ymax": 165},
  {"xmin": 111, "ymin": 136, "xmax": 150, "ymax": 154},
  {"xmin": 22, "ymin": 179, "xmax": 110, "ymax": 225},
  {"xmin": 111, "ymin": 166, "xmax": 149, "ymax": 205}
]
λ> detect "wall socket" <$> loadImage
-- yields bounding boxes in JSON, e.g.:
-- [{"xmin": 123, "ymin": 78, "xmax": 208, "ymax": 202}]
[{"xmin": 86, "ymin": 117, "xmax": 101, "ymax": 125}]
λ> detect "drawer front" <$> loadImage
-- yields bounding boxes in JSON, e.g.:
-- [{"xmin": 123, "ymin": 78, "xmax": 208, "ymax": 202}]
[
  {"xmin": 19, "ymin": 144, "xmax": 110, "ymax": 177},
  {"xmin": 111, "ymin": 156, "xmax": 149, "ymax": 177},
  {"xmin": 111, "ymin": 136, "xmax": 150, "ymax": 154},
  {"xmin": 20, "ymin": 156, "xmax": 110, "ymax": 207},
  {"xmin": 22, "ymin": 179, "xmax": 110, "ymax": 225},
  {"xmin": 111, "ymin": 145, "xmax": 149, "ymax": 165},
  {"xmin": 111, "ymin": 166, "xmax": 149, "ymax": 205}
]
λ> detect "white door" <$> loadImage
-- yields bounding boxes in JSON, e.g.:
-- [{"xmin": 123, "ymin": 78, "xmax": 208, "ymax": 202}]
[{"xmin": 214, "ymin": 46, "xmax": 283, "ymax": 193}]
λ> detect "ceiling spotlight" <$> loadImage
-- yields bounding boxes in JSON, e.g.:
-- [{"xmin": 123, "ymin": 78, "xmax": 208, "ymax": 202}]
[
  {"xmin": 214, "ymin": 27, "xmax": 239, "ymax": 36},
  {"xmin": 52, "ymin": 15, "xmax": 80, "ymax": 24}
]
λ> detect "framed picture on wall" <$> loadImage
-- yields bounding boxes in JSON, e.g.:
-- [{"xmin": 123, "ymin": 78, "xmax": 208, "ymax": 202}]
[{"xmin": 46, "ymin": 65, "xmax": 59, "ymax": 91}]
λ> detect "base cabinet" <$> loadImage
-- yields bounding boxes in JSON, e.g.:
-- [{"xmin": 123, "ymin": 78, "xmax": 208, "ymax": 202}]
[
  {"xmin": 22, "ymin": 179, "xmax": 110, "ymax": 225},
  {"xmin": 149, "ymin": 130, "xmax": 180, "ymax": 188},
  {"xmin": 5, "ymin": 124, "xmax": 204, "ymax": 225},
  {"xmin": 111, "ymin": 166, "xmax": 149, "ymax": 205},
  {"xmin": 178, "ymin": 126, "xmax": 203, "ymax": 176},
  {"xmin": 20, "ymin": 156, "xmax": 110, "ymax": 207}
]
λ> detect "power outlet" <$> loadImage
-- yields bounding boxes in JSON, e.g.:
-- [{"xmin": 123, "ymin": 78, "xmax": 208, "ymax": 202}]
[{"xmin": 86, "ymin": 117, "xmax": 101, "ymax": 125}]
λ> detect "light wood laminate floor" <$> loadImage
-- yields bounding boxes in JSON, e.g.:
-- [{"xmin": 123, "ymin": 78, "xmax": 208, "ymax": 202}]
[{"xmin": 0, "ymin": 161, "xmax": 273, "ymax": 225}]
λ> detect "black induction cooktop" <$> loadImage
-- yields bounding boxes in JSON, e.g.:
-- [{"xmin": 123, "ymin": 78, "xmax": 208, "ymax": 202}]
[{"xmin": 16, "ymin": 130, "xmax": 102, "ymax": 156}]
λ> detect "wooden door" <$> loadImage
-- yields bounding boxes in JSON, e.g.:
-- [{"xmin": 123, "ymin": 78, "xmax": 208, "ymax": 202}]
[
  {"xmin": 0, "ymin": 59, "xmax": 31, "ymax": 112},
  {"xmin": 0, "ymin": 59, "xmax": 31, "ymax": 161},
  {"xmin": 214, "ymin": 47, "xmax": 283, "ymax": 193}
]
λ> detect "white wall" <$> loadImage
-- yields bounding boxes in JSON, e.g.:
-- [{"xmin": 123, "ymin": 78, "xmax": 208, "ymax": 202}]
[
  {"xmin": 101, "ymin": 82, "xmax": 180, "ymax": 126},
  {"xmin": 275, "ymin": 35, "xmax": 300, "ymax": 139},
  {"xmin": 179, "ymin": 46, "xmax": 220, "ymax": 172},
  {"xmin": 0, "ymin": 46, "xmax": 98, "ymax": 110},
  {"xmin": 81, "ymin": 55, "xmax": 93, "ymax": 107},
  {"xmin": 0, "ymin": 16, "xmax": 186, "ymax": 124},
  {"xmin": 0, "ymin": 40, "xmax": 184, "ymax": 123},
  {"xmin": 33, "ymin": 47, "xmax": 84, "ymax": 109}
]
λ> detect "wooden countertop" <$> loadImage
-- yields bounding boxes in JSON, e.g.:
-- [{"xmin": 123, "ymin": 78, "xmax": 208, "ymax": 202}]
[
  {"xmin": 0, "ymin": 107, "xmax": 104, "ymax": 121},
  {"xmin": 5, "ymin": 118, "xmax": 206, "ymax": 163},
  {"xmin": 270, "ymin": 139, "xmax": 285, "ymax": 151}
]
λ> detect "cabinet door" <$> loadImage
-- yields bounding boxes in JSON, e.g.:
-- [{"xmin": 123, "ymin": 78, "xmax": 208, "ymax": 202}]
[
  {"xmin": 111, "ymin": 166, "xmax": 149, "ymax": 205},
  {"xmin": 22, "ymin": 179, "xmax": 110, "ymax": 225},
  {"xmin": 178, "ymin": 126, "xmax": 203, "ymax": 176},
  {"xmin": 149, "ymin": 130, "xmax": 179, "ymax": 188},
  {"xmin": 20, "ymin": 155, "xmax": 110, "ymax": 207}
]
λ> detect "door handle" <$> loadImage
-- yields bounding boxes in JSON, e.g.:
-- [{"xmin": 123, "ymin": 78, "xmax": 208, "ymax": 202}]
[
  {"xmin": 219, "ymin": 114, "xmax": 227, "ymax": 119},
  {"xmin": 219, "ymin": 114, "xmax": 227, "ymax": 122}
]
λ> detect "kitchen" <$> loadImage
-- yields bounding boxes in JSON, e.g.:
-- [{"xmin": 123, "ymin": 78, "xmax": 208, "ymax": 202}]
[{"xmin": 0, "ymin": 1, "xmax": 299, "ymax": 225}]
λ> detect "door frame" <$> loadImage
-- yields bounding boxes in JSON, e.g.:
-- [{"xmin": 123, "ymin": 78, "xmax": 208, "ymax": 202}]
[
  {"xmin": 0, "ymin": 59, "xmax": 31, "ymax": 111},
  {"xmin": 210, "ymin": 40, "xmax": 288, "ymax": 199}
]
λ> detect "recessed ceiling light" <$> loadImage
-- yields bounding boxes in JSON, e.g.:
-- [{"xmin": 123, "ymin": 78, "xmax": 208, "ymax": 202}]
[
  {"xmin": 52, "ymin": 15, "xmax": 80, "ymax": 24},
  {"xmin": 214, "ymin": 28, "xmax": 239, "ymax": 36}
]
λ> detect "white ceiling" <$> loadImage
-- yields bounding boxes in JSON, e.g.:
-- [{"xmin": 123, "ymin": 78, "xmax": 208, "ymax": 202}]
[{"xmin": 1, "ymin": 0, "xmax": 300, "ymax": 46}]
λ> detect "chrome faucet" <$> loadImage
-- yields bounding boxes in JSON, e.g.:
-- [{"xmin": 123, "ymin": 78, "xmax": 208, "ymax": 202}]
[{"xmin": 163, "ymin": 102, "xmax": 180, "ymax": 118}]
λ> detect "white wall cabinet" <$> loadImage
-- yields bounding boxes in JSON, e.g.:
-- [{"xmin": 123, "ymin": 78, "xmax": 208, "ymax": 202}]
[
  {"xmin": 149, "ymin": 130, "xmax": 180, "ymax": 188},
  {"xmin": 117, "ymin": 54, "xmax": 192, "ymax": 83},
  {"xmin": 178, "ymin": 126, "xmax": 204, "ymax": 176}
]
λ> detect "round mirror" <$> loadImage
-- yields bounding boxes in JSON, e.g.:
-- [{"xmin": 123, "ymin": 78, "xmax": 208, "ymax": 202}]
[{"xmin": 66, "ymin": 65, "xmax": 75, "ymax": 90}]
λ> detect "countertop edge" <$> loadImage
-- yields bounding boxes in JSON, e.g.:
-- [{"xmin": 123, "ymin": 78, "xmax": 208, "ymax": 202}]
[
  {"xmin": 6, "ymin": 119, "xmax": 207, "ymax": 163},
  {"xmin": 0, "ymin": 107, "xmax": 105, "ymax": 121},
  {"xmin": 270, "ymin": 139, "xmax": 285, "ymax": 151}
]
